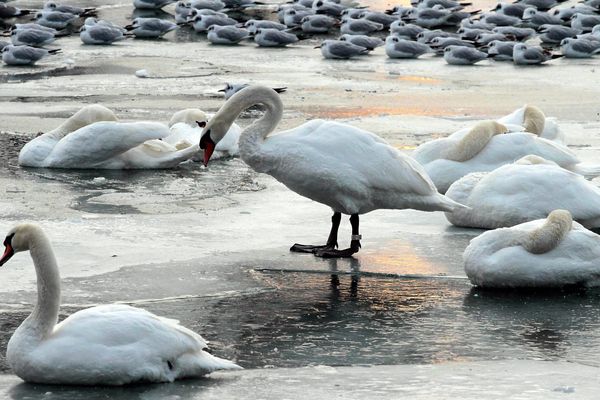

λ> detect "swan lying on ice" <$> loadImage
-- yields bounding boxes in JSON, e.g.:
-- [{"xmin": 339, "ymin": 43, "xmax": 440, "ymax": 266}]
[
  {"xmin": 0, "ymin": 224, "xmax": 241, "ymax": 385},
  {"xmin": 413, "ymin": 120, "xmax": 600, "ymax": 193},
  {"xmin": 18, "ymin": 105, "xmax": 199, "ymax": 169},
  {"xmin": 496, "ymin": 105, "xmax": 564, "ymax": 144},
  {"xmin": 198, "ymin": 85, "xmax": 465, "ymax": 258},
  {"xmin": 464, "ymin": 210, "xmax": 600, "ymax": 289},
  {"xmin": 446, "ymin": 155, "xmax": 600, "ymax": 230}
]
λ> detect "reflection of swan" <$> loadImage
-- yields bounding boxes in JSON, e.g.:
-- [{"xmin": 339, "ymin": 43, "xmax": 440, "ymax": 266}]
[
  {"xmin": 413, "ymin": 119, "xmax": 600, "ymax": 193},
  {"xmin": 463, "ymin": 210, "xmax": 600, "ymax": 288},
  {"xmin": 166, "ymin": 108, "xmax": 242, "ymax": 160},
  {"xmin": 446, "ymin": 155, "xmax": 600, "ymax": 229},
  {"xmin": 0, "ymin": 224, "xmax": 240, "ymax": 385},
  {"xmin": 18, "ymin": 105, "xmax": 199, "ymax": 169},
  {"xmin": 199, "ymin": 86, "xmax": 465, "ymax": 258}
]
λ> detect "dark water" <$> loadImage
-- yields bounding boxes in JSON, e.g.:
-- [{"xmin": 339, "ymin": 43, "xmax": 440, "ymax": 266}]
[
  {"xmin": 0, "ymin": 132, "xmax": 263, "ymax": 215},
  {"xmin": 2, "ymin": 267, "xmax": 599, "ymax": 375}
]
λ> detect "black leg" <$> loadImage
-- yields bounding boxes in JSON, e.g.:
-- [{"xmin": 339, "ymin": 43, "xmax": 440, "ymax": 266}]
[
  {"xmin": 290, "ymin": 212, "xmax": 341, "ymax": 253},
  {"xmin": 315, "ymin": 214, "xmax": 362, "ymax": 258}
]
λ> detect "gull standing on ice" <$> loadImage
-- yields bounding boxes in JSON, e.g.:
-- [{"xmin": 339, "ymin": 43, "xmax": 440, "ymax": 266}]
[
  {"xmin": 560, "ymin": 38, "xmax": 600, "ymax": 58},
  {"xmin": 207, "ymin": 25, "xmax": 249, "ymax": 44},
  {"xmin": 513, "ymin": 43, "xmax": 562, "ymax": 65},
  {"xmin": 254, "ymin": 28, "xmax": 300, "ymax": 47},
  {"xmin": 386, "ymin": 36, "xmax": 433, "ymax": 58},
  {"xmin": 125, "ymin": 18, "xmax": 177, "ymax": 38},
  {"xmin": 339, "ymin": 34, "xmax": 383, "ymax": 50}
]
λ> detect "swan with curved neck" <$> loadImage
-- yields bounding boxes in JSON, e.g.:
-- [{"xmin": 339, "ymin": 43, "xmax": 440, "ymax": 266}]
[
  {"xmin": 497, "ymin": 105, "xmax": 564, "ymax": 143},
  {"xmin": 199, "ymin": 85, "xmax": 465, "ymax": 258},
  {"xmin": 18, "ymin": 105, "xmax": 203, "ymax": 169},
  {"xmin": 0, "ymin": 224, "xmax": 240, "ymax": 385},
  {"xmin": 463, "ymin": 210, "xmax": 600, "ymax": 288},
  {"xmin": 413, "ymin": 113, "xmax": 599, "ymax": 193}
]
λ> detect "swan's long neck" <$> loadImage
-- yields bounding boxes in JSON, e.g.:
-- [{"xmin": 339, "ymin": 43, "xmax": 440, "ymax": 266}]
[
  {"xmin": 214, "ymin": 86, "xmax": 283, "ymax": 171},
  {"xmin": 47, "ymin": 105, "xmax": 117, "ymax": 140},
  {"xmin": 24, "ymin": 233, "xmax": 61, "ymax": 340},
  {"xmin": 522, "ymin": 210, "xmax": 572, "ymax": 254}
]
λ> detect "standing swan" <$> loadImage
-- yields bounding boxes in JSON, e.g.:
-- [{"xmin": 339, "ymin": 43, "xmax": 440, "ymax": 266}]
[
  {"xmin": 199, "ymin": 85, "xmax": 465, "ymax": 258},
  {"xmin": 0, "ymin": 224, "xmax": 241, "ymax": 385}
]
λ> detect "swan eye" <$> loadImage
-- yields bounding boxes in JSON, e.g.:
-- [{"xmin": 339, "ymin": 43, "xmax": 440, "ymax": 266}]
[
  {"xmin": 167, "ymin": 360, "xmax": 174, "ymax": 370},
  {"xmin": 196, "ymin": 120, "xmax": 206, "ymax": 128},
  {"xmin": 199, "ymin": 130, "xmax": 212, "ymax": 149},
  {"xmin": 3, "ymin": 233, "xmax": 14, "ymax": 247}
]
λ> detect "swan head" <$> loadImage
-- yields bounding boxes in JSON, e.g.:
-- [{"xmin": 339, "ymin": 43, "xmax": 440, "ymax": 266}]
[
  {"xmin": 199, "ymin": 116, "xmax": 228, "ymax": 166},
  {"xmin": 522, "ymin": 105, "xmax": 545, "ymax": 136},
  {"xmin": 514, "ymin": 155, "xmax": 558, "ymax": 166},
  {"xmin": 168, "ymin": 109, "xmax": 208, "ymax": 128},
  {"xmin": 0, "ymin": 224, "xmax": 42, "ymax": 266}
]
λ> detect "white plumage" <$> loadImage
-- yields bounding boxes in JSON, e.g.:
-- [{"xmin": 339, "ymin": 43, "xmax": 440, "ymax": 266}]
[
  {"xmin": 463, "ymin": 210, "xmax": 600, "ymax": 289},
  {"xmin": 445, "ymin": 156, "xmax": 600, "ymax": 229},
  {"xmin": 1, "ymin": 224, "xmax": 240, "ymax": 385},
  {"xmin": 18, "ymin": 105, "xmax": 200, "ymax": 169},
  {"xmin": 413, "ymin": 115, "xmax": 600, "ymax": 193}
]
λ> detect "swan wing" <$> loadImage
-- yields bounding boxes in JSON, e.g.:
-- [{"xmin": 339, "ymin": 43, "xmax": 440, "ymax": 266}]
[
  {"xmin": 24, "ymin": 304, "xmax": 238, "ymax": 385},
  {"xmin": 44, "ymin": 121, "xmax": 171, "ymax": 168},
  {"xmin": 262, "ymin": 121, "xmax": 437, "ymax": 213}
]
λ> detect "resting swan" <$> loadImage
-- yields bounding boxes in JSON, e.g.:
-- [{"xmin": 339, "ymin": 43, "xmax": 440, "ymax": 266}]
[
  {"xmin": 198, "ymin": 85, "xmax": 465, "ymax": 258},
  {"xmin": 0, "ymin": 224, "xmax": 241, "ymax": 385},
  {"xmin": 166, "ymin": 108, "xmax": 242, "ymax": 160},
  {"xmin": 496, "ymin": 105, "xmax": 564, "ymax": 144},
  {"xmin": 445, "ymin": 155, "xmax": 600, "ymax": 229},
  {"xmin": 463, "ymin": 210, "xmax": 600, "ymax": 288},
  {"xmin": 413, "ymin": 120, "xmax": 600, "ymax": 193},
  {"xmin": 18, "ymin": 105, "xmax": 199, "ymax": 169}
]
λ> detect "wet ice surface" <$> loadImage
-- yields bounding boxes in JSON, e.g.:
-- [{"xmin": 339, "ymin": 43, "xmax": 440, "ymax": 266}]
[{"xmin": 2, "ymin": 0, "xmax": 600, "ymax": 398}]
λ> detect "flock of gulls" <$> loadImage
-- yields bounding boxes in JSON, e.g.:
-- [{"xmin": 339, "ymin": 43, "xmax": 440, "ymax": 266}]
[
  {"xmin": 1, "ymin": 0, "xmax": 600, "ymax": 390},
  {"xmin": 3, "ymin": 0, "xmax": 600, "ymax": 65}
]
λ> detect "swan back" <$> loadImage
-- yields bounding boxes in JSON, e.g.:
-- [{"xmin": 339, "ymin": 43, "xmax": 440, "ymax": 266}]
[
  {"xmin": 444, "ymin": 120, "xmax": 508, "ymax": 162},
  {"xmin": 522, "ymin": 209, "xmax": 572, "ymax": 254},
  {"xmin": 514, "ymin": 154, "xmax": 558, "ymax": 166},
  {"xmin": 18, "ymin": 105, "xmax": 117, "ymax": 167},
  {"xmin": 168, "ymin": 108, "xmax": 208, "ymax": 128}
]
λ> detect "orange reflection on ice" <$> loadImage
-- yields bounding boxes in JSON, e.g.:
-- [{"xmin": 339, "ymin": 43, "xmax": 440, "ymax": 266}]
[
  {"xmin": 396, "ymin": 75, "xmax": 442, "ymax": 84},
  {"xmin": 361, "ymin": 240, "xmax": 448, "ymax": 276},
  {"xmin": 307, "ymin": 106, "xmax": 449, "ymax": 118}
]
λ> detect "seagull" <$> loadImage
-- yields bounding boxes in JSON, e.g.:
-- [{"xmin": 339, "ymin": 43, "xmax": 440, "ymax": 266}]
[
  {"xmin": 478, "ymin": 12, "xmax": 521, "ymax": 26},
  {"xmin": 560, "ymin": 38, "xmax": 600, "ymax": 58},
  {"xmin": 429, "ymin": 36, "xmax": 474, "ymax": 50},
  {"xmin": 318, "ymin": 39, "xmax": 369, "ymax": 59},
  {"xmin": 133, "ymin": 0, "xmax": 177, "ymax": 9},
  {"xmin": 386, "ymin": 36, "xmax": 434, "ymax": 58},
  {"xmin": 300, "ymin": 14, "xmax": 337, "ymax": 33},
  {"xmin": 125, "ymin": 18, "xmax": 178, "ymax": 38},
  {"xmin": 485, "ymin": 40, "xmax": 517, "ymax": 61},
  {"xmin": 80, "ymin": 24, "xmax": 127, "ymax": 45},
  {"xmin": 312, "ymin": 0, "xmax": 345, "ymax": 17},
  {"xmin": 339, "ymin": 34, "xmax": 383, "ymax": 50},
  {"xmin": 493, "ymin": 2, "xmax": 528, "ymax": 18},
  {"xmin": 243, "ymin": 19, "xmax": 286, "ymax": 34},
  {"xmin": 571, "ymin": 14, "xmax": 600, "ymax": 33},
  {"xmin": 219, "ymin": 82, "xmax": 287, "ymax": 100},
  {"xmin": 10, "ymin": 28, "xmax": 56, "ymax": 47},
  {"xmin": 283, "ymin": 8, "xmax": 315, "ymax": 27},
  {"xmin": 389, "ymin": 21, "xmax": 424, "ymax": 39},
  {"xmin": 457, "ymin": 27, "xmax": 492, "ymax": 41},
  {"xmin": 190, "ymin": 0, "xmax": 226, "ymax": 10},
  {"xmin": 254, "ymin": 28, "xmax": 300, "ymax": 47},
  {"xmin": 513, "ymin": 43, "xmax": 562, "ymax": 65},
  {"xmin": 190, "ymin": 14, "xmax": 238, "ymax": 32},
  {"xmin": 43, "ymin": 1, "xmax": 96, "ymax": 17},
  {"xmin": 492, "ymin": 26, "xmax": 535, "ymax": 41},
  {"xmin": 521, "ymin": 7, "xmax": 563, "ymax": 29},
  {"xmin": 416, "ymin": 29, "xmax": 454, "ymax": 43},
  {"xmin": 443, "ymin": 45, "xmax": 488, "ymax": 65},
  {"xmin": 0, "ymin": 3, "xmax": 31, "ymax": 18},
  {"xmin": 358, "ymin": 10, "xmax": 399, "ymax": 28},
  {"xmin": 207, "ymin": 25, "xmax": 249, "ymax": 44},
  {"xmin": 340, "ymin": 18, "xmax": 384, "ymax": 35},
  {"xmin": 515, "ymin": 0, "xmax": 566, "ymax": 11},
  {"xmin": 35, "ymin": 11, "xmax": 78, "ymax": 30},
  {"xmin": 539, "ymin": 24, "xmax": 581, "ymax": 44},
  {"xmin": 2, "ymin": 44, "xmax": 60, "ymax": 65}
]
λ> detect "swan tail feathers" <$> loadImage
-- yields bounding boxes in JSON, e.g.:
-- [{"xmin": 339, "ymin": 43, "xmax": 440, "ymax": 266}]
[
  {"xmin": 572, "ymin": 164, "xmax": 600, "ymax": 180},
  {"xmin": 432, "ymin": 194, "xmax": 469, "ymax": 213}
]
